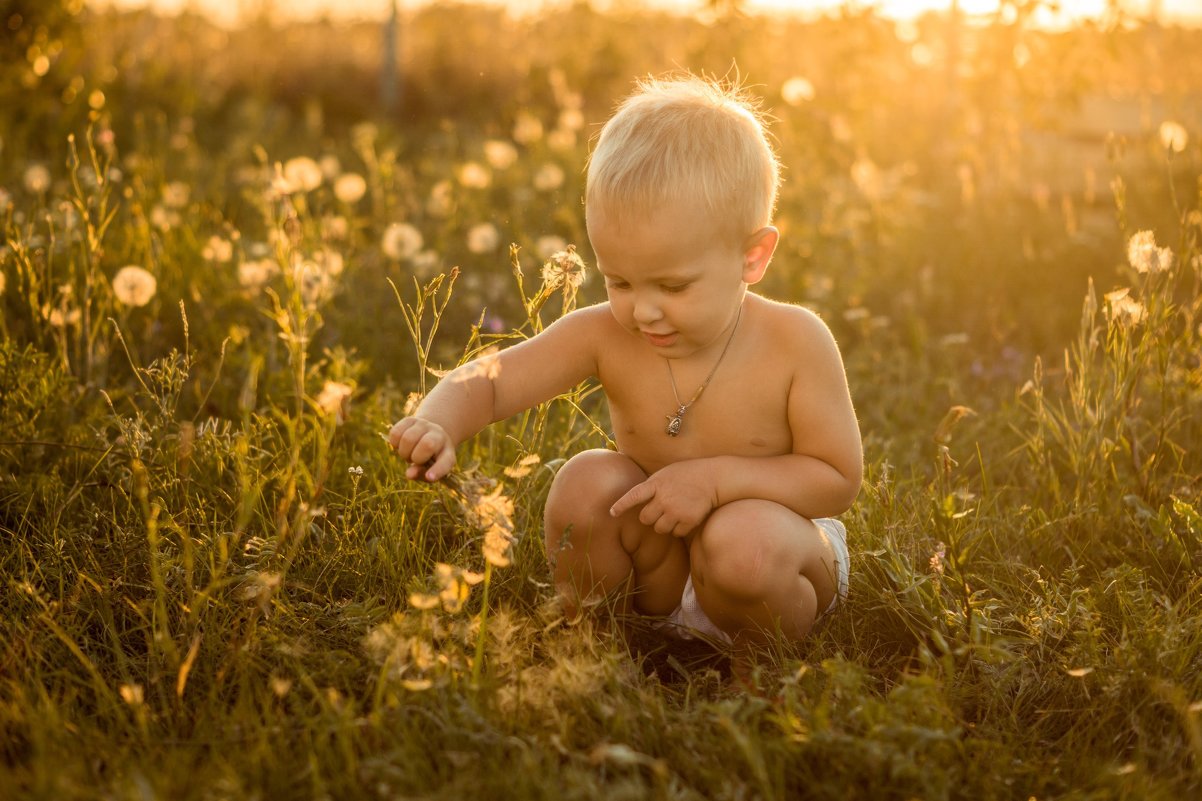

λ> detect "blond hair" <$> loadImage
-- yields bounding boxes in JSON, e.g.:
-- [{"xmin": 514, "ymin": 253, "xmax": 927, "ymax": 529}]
[{"xmin": 586, "ymin": 74, "xmax": 780, "ymax": 242}]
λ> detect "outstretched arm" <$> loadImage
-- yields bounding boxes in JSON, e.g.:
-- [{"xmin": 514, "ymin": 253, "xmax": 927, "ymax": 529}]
[{"xmin": 388, "ymin": 305, "xmax": 606, "ymax": 481}]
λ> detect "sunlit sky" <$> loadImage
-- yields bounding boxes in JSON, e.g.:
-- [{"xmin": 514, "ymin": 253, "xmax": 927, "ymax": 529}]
[{"xmin": 101, "ymin": 0, "xmax": 1202, "ymax": 29}]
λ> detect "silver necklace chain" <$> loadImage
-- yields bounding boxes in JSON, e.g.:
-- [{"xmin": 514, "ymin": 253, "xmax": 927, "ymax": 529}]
[{"xmin": 664, "ymin": 305, "xmax": 743, "ymax": 437}]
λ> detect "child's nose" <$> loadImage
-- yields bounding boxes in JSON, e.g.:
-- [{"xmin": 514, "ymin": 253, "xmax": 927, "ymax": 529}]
[{"xmin": 632, "ymin": 294, "xmax": 662, "ymax": 324}]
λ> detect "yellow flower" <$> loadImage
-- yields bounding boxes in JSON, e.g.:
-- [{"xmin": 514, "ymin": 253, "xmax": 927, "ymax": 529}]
[
  {"xmin": 334, "ymin": 173, "xmax": 367, "ymax": 204},
  {"xmin": 1126, "ymin": 230, "xmax": 1173, "ymax": 274},
  {"xmin": 111, "ymin": 265, "xmax": 157, "ymax": 307}
]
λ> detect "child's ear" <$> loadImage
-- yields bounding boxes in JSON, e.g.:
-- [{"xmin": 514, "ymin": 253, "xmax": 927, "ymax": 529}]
[{"xmin": 741, "ymin": 226, "xmax": 779, "ymax": 284}]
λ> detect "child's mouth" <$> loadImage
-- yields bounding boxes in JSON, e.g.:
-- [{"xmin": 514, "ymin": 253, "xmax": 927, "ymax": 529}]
[{"xmin": 642, "ymin": 331, "xmax": 678, "ymax": 347}]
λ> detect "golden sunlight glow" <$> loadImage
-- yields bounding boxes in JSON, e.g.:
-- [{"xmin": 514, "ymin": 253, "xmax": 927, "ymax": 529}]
[{"xmin": 101, "ymin": 0, "xmax": 1202, "ymax": 28}]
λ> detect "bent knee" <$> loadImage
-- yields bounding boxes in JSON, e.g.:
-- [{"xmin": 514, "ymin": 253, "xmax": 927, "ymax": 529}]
[
  {"xmin": 693, "ymin": 500, "xmax": 805, "ymax": 601},
  {"xmin": 545, "ymin": 450, "xmax": 645, "ymax": 520}
]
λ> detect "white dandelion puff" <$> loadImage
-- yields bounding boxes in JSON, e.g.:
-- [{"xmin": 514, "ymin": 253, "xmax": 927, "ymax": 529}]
[
  {"xmin": 334, "ymin": 173, "xmax": 367, "ymax": 204},
  {"xmin": 456, "ymin": 161, "xmax": 491, "ymax": 189},
  {"xmin": 484, "ymin": 139, "xmax": 518, "ymax": 170},
  {"xmin": 238, "ymin": 258, "xmax": 279, "ymax": 290},
  {"xmin": 781, "ymin": 76, "xmax": 816, "ymax": 106},
  {"xmin": 1158, "ymin": 120, "xmax": 1188, "ymax": 153},
  {"xmin": 111, "ymin": 266, "xmax": 157, "ymax": 307},
  {"xmin": 23, "ymin": 164, "xmax": 51, "ymax": 194},
  {"xmin": 282, "ymin": 157, "xmax": 323, "ymax": 193},
  {"xmin": 1105, "ymin": 287, "xmax": 1147, "ymax": 326},
  {"xmin": 382, "ymin": 222, "xmax": 424, "ymax": 260},
  {"xmin": 466, "ymin": 222, "xmax": 500, "ymax": 255},
  {"xmin": 533, "ymin": 163, "xmax": 565, "ymax": 192},
  {"xmin": 1126, "ymin": 230, "xmax": 1174, "ymax": 274}
]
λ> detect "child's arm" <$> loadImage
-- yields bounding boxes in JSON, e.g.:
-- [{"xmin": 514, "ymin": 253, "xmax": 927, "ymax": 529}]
[
  {"xmin": 388, "ymin": 305, "xmax": 605, "ymax": 481},
  {"xmin": 611, "ymin": 309, "xmax": 862, "ymax": 533}
]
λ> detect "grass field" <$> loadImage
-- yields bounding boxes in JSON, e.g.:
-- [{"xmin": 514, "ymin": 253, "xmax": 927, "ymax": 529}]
[{"xmin": 2, "ymin": 1, "xmax": 1202, "ymax": 798}]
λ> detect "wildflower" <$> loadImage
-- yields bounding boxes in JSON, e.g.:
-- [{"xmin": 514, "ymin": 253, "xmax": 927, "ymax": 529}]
[
  {"xmin": 381, "ymin": 222, "xmax": 424, "ymax": 260},
  {"xmin": 315, "ymin": 380, "xmax": 353, "ymax": 420},
  {"xmin": 540, "ymin": 245, "xmax": 586, "ymax": 291},
  {"xmin": 513, "ymin": 112, "xmax": 544, "ymax": 144},
  {"xmin": 270, "ymin": 676, "xmax": 292, "ymax": 698},
  {"xmin": 929, "ymin": 543, "xmax": 945, "ymax": 575},
  {"xmin": 111, "ymin": 265, "xmax": 158, "ymax": 307},
  {"xmin": 282, "ymin": 156, "xmax": 323, "ymax": 193},
  {"xmin": 150, "ymin": 205, "xmax": 180, "ymax": 231},
  {"xmin": 1158, "ymin": 120, "xmax": 1188, "ymax": 153},
  {"xmin": 536, "ymin": 234, "xmax": 567, "ymax": 260},
  {"xmin": 457, "ymin": 161, "xmax": 491, "ymax": 189},
  {"xmin": 23, "ymin": 164, "xmax": 51, "ymax": 194},
  {"xmin": 533, "ymin": 162, "xmax": 565, "ymax": 192},
  {"xmin": 1126, "ymin": 230, "xmax": 1173, "ymax": 274},
  {"xmin": 46, "ymin": 305, "xmax": 81, "ymax": 327},
  {"xmin": 427, "ymin": 180, "xmax": 454, "ymax": 217},
  {"xmin": 202, "ymin": 235, "xmax": 234, "ymax": 263},
  {"xmin": 238, "ymin": 258, "xmax": 279, "ymax": 290},
  {"xmin": 781, "ymin": 76, "xmax": 816, "ymax": 106},
  {"xmin": 334, "ymin": 173, "xmax": 367, "ymax": 204},
  {"xmin": 1105, "ymin": 287, "xmax": 1146, "ymax": 326},
  {"xmin": 466, "ymin": 222, "xmax": 500, "ymax": 254},
  {"xmin": 504, "ymin": 453, "xmax": 541, "ymax": 479},
  {"xmin": 348, "ymin": 465, "xmax": 364, "ymax": 476},
  {"xmin": 484, "ymin": 139, "xmax": 518, "ymax": 170},
  {"xmin": 473, "ymin": 485, "xmax": 517, "ymax": 567},
  {"xmin": 162, "ymin": 180, "xmax": 190, "ymax": 208}
]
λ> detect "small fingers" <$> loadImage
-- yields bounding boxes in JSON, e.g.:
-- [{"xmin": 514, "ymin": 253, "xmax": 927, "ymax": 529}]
[{"xmin": 610, "ymin": 481, "xmax": 653, "ymax": 518}]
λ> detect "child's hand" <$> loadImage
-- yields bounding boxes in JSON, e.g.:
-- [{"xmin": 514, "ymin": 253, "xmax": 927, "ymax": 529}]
[
  {"xmin": 608, "ymin": 461, "xmax": 718, "ymax": 538},
  {"xmin": 387, "ymin": 417, "xmax": 456, "ymax": 482}
]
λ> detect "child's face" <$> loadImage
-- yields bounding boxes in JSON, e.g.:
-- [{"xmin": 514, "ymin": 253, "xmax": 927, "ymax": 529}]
[{"xmin": 588, "ymin": 201, "xmax": 755, "ymax": 359}]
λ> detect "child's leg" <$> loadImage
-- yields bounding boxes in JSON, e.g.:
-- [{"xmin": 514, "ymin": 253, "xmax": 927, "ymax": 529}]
[
  {"xmin": 544, "ymin": 449, "xmax": 689, "ymax": 617},
  {"xmin": 688, "ymin": 500, "xmax": 839, "ymax": 644}
]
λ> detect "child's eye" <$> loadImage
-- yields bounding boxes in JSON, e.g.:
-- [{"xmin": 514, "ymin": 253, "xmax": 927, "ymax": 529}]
[
  {"xmin": 662, "ymin": 283, "xmax": 690, "ymax": 294},
  {"xmin": 605, "ymin": 279, "xmax": 630, "ymax": 290}
]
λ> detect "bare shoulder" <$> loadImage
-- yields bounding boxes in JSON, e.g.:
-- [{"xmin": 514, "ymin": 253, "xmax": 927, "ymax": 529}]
[{"xmin": 751, "ymin": 295, "xmax": 842, "ymax": 362}]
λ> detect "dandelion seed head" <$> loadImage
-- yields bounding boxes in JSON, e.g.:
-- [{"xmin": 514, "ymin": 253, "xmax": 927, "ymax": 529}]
[
  {"xmin": 466, "ymin": 222, "xmax": 500, "ymax": 254},
  {"xmin": 315, "ymin": 248, "xmax": 344, "ymax": 277},
  {"xmin": 1126, "ymin": 230, "xmax": 1173, "ymax": 274},
  {"xmin": 334, "ymin": 173, "xmax": 367, "ymax": 204},
  {"xmin": 23, "ymin": 164, "xmax": 51, "ymax": 194},
  {"xmin": 238, "ymin": 258, "xmax": 279, "ymax": 290},
  {"xmin": 484, "ymin": 139, "xmax": 519, "ymax": 170},
  {"xmin": 282, "ymin": 156, "xmax": 323, "ymax": 193},
  {"xmin": 320, "ymin": 154, "xmax": 341, "ymax": 180},
  {"xmin": 513, "ymin": 112, "xmax": 544, "ymax": 144},
  {"xmin": 381, "ymin": 222, "xmax": 424, "ymax": 260},
  {"xmin": 427, "ymin": 180, "xmax": 454, "ymax": 218},
  {"xmin": 112, "ymin": 265, "xmax": 157, "ymax": 307},
  {"xmin": 533, "ymin": 162, "xmax": 565, "ymax": 192},
  {"xmin": 322, "ymin": 214, "xmax": 350, "ymax": 241},
  {"xmin": 202, "ymin": 235, "xmax": 234, "ymax": 263},
  {"xmin": 315, "ymin": 380, "xmax": 353, "ymax": 420},
  {"xmin": 161, "ymin": 180, "xmax": 190, "ymax": 209},
  {"xmin": 456, "ymin": 161, "xmax": 491, "ymax": 189},
  {"xmin": 1159, "ymin": 120, "xmax": 1188, "ymax": 153},
  {"xmin": 1105, "ymin": 287, "xmax": 1147, "ymax": 326},
  {"xmin": 540, "ymin": 244, "xmax": 586, "ymax": 291},
  {"xmin": 781, "ymin": 76, "xmax": 816, "ymax": 106}
]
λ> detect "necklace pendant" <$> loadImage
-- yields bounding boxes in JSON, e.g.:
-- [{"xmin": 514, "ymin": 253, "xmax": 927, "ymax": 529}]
[{"xmin": 665, "ymin": 406, "xmax": 686, "ymax": 437}]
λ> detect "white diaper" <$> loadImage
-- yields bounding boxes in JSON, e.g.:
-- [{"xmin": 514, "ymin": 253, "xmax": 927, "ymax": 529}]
[{"xmin": 660, "ymin": 518, "xmax": 850, "ymax": 646}]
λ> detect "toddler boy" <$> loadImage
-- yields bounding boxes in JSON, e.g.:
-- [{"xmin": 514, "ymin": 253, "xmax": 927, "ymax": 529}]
[{"xmin": 389, "ymin": 75, "xmax": 862, "ymax": 647}]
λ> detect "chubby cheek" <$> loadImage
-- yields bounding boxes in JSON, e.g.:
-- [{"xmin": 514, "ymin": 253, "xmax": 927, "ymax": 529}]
[{"xmin": 606, "ymin": 292, "xmax": 636, "ymax": 330}]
